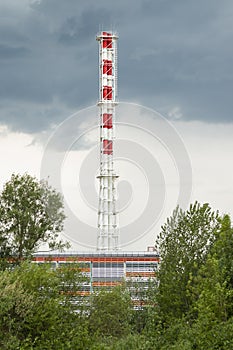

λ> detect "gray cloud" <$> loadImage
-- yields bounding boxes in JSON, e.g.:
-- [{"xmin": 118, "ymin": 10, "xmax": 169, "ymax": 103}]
[
  {"xmin": 0, "ymin": 44, "xmax": 29, "ymax": 59},
  {"xmin": 0, "ymin": 0, "xmax": 232, "ymax": 133},
  {"xmin": 58, "ymin": 8, "xmax": 112, "ymax": 46}
]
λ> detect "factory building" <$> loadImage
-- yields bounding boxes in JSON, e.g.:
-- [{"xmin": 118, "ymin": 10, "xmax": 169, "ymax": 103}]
[{"xmin": 33, "ymin": 251, "xmax": 159, "ymax": 305}]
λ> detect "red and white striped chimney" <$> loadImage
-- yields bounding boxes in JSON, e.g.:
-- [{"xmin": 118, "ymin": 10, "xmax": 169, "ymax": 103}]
[{"xmin": 96, "ymin": 31, "xmax": 119, "ymax": 251}]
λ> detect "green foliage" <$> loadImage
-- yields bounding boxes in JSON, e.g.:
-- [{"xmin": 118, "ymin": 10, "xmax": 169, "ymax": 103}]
[
  {"xmin": 0, "ymin": 173, "xmax": 69, "ymax": 260},
  {"xmin": 89, "ymin": 286, "xmax": 133, "ymax": 338},
  {"xmin": 156, "ymin": 201, "xmax": 220, "ymax": 321},
  {"xmin": 147, "ymin": 205, "xmax": 233, "ymax": 349},
  {"xmin": 0, "ymin": 269, "xmax": 34, "ymax": 349},
  {"xmin": 188, "ymin": 255, "xmax": 229, "ymax": 323},
  {"xmin": 0, "ymin": 199, "xmax": 233, "ymax": 348},
  {"xmin": 191, "ymin": 317, "xmax": 233, "ymax": 350},
  {"xmin": 105, "ymin": 334, "xmax": 151, "ymax": 350},
  {"xmin": 185, "ymin": 215, "xmax": 233, "ymax": 325},
  {"xmin": 213, "ymin": 215, "xmax": 233, "ymax": 291},
  {"xmin": 0, "ymin": 262, "xmax": 91, "ymax": 349}
]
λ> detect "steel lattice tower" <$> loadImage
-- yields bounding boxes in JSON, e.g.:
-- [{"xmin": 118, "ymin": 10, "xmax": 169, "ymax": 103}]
[{"xmin": 96, "ymin": 31, "xmax": 120, "ymax": 251}]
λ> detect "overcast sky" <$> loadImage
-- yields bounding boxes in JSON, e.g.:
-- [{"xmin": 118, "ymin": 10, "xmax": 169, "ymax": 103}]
[{"xmin": 0, "ymin": 0, "xmax": 233, "ymax": 250}]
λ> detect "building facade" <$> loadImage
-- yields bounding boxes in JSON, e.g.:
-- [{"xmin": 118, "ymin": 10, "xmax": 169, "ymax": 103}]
[{"xmin": 33, "ymin": 251, "xmax": 159, "ymax": 304}]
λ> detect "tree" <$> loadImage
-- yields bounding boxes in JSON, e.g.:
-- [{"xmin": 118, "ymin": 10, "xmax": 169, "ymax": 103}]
[
  {"xmin": 89, "ymin": 286, "xmax": 133, "ymax": 338},
  {"xmin": 156, "ymin": 201, "xmax": 220, "ymax": 322},
  {"xmin": 0, "ymin": 173, "xmax": 68, "ymax": 260},
  {"xmin": 212, "ymin": 214, "xmax": 233, "ymax": 292},
  {"xmin": 189, "ymin": 215, "xmax": 233, "ymax": 325},
  {"xmin": 0, "ymin": 269, "xmax": 34, "ymax": 349},
  {"xmin": 0, "ymin": 262, "xmax": 91, "ymax": 350}
]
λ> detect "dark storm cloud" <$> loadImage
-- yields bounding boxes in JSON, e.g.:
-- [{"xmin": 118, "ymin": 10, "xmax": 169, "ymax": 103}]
[
  {"xmin": 0, "ymin": 0, "xmax": 233, "ymax": 133},
  {"xmin": 58, "ymin": 8, "xmax": 111, "ymax": 45},
  {"xmin": 0, "ymin": 44, "xmax": 29, "ymax": 59}
]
